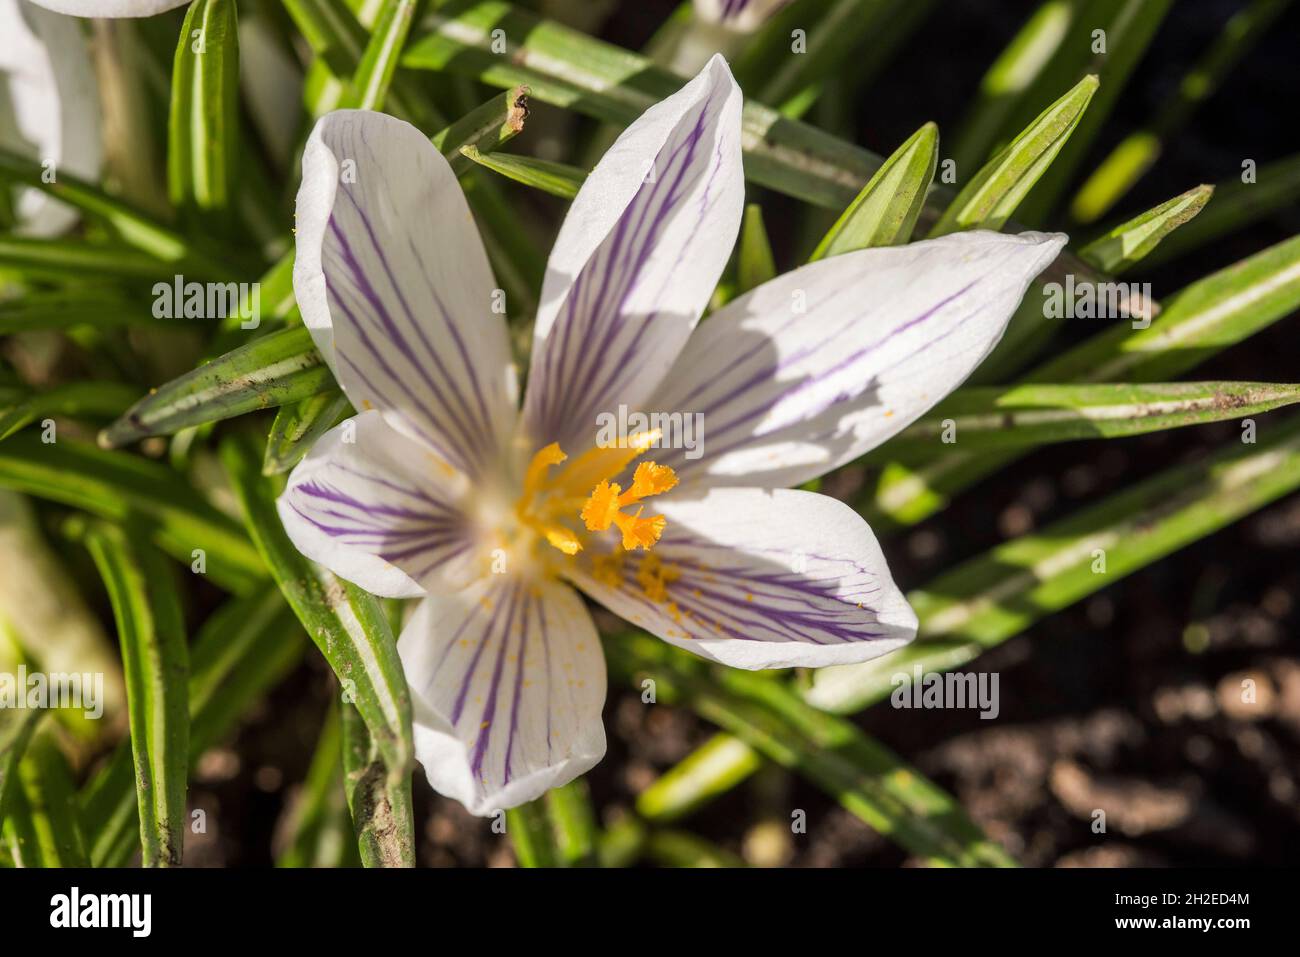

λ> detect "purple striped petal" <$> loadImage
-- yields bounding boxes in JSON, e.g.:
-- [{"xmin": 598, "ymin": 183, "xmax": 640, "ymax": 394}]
[
  {"xmin": 294, "ymin": 110, "xmax": 517, "ymax": 479},
  {"xmin": 694, "ymin": 0, "xmax": 793, "ymax": 31},
  {"xmin": 277, "ymin": 411, "xmax": 481, "ymax": 598},
  {"xmin": 521, "ymin": 55, "xmax": 744, "ymax": 455},
  {"xmin": 399, "ymin": 575, "xmax": 607, "ymax": 816},
  {"xmin": 2, "ymin": 0, "xmax": 102, "ymax": 235},
  {"xmin": 566, "ymin": 488, "xmax": 916, "ymax": 669},
  {"xmin": 22, "ymin": 0, "xmax": 188, "ymax": 16},
  {"xmin": 647, "ymin": 230, "xmax": 1068, "ymax": 490}
]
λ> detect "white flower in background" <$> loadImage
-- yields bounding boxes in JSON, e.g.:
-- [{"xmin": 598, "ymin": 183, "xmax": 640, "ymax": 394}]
[
  {"xmin": 694, "ymin": 0, "xmax": 794, "ymax": 33},
  {"xmin": 0, "ymin": 0, "xmax": 102, "ymax": 235},
  {"xmin": 21, "ymin": 0, "xmax": 187, "ymax": 16},
  {"xmin": 281, "ymin": 55, "xmax": 1066, "ymax": 815}
]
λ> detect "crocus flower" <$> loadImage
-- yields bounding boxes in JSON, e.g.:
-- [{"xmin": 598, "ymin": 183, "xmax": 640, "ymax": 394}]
[
  {"xmin": 281, "ymin": 56, "xmax": 1066, "ymax": 815},
  {"xmin": 0, "ymin": 0, "xmax": 102, "ymax": 235},
  {"xmin": 21, "ymin": 0, "xmax": 187, "ymax": 16},
  {"xmin": 694, "ymin": 0, "xmax": 794, "ymax": 33}
]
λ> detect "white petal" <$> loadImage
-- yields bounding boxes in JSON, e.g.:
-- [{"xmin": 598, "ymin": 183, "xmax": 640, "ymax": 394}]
[
  {"xmin": 648, "ymin": 230, "xmax": 1068, "ymax": 490},
  {"xmin": 521, "ymin": 55, "xmax": 744, "ymax": 455},
  {"xmin": 277, "ymin": 411, "xmax": 482, "ymax": 598},
  {"xmin": 294, "ymin": 109, "xmax": 517, "ymax": 479},
  {"xmin": 0, "ymin": 0, "xmax": 102, "ymax": 236},
  {"xmin": 694, "ymin": 0, "xmax": 793, "ymax": 31},
  {"xmin": 21, "ymin": 0, "xmax": 188, "ymax": 15},
  {"xmin": 566, "ymin": 487, "xmax": 916, "ymax": 670},
  {"xmin": 400, "ymin": 575, "xmax": 607, "ymax": 816}
]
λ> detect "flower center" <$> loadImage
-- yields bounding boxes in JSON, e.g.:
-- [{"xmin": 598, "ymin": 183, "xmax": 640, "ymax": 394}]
[{"xmin": 515, "ymin": 429, "xmax": 678, "ymax": 559}]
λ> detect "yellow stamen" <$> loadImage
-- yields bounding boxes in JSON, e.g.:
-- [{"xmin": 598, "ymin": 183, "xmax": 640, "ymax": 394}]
[
  {"xmin": 580, "ymin": 458, "xmax": 677, "ymax": 551},
  {"xmin": 580, "ymin": 480, "xmax": 622, "ymax": 532},
  {"xmin": 543, "ymin": 525, "xmax": 582, "ymax": 556},
  {"xmin": 625, "ymin": 461, "xmax": 678, "ymax": 501},
  {"xmin": 611, "ymin": 507, "xmax": 666, "ymax": 551},
  {"xmin": 522, "ymin": 442, "xmax": 567, "ymax": 502}
]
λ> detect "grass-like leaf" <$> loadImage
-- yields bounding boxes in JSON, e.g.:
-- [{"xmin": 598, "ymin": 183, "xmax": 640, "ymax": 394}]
[
  {"xmin": 866, "ymin": 233, "xmax": 1300, "ymax": 527},
  {"xmin": 929, "ymin": 75, "xmax": 1098, "ymax": 236},
  {"xmin": 545, "ymin": 780, "xmax": 599, "ymax": 867},
  {"xmin": 79, "ymin": 520, "xmax": 190, "ymax": 868},
  {"xmin": 1139, "ymin": 153, "xmax": 1300, "ymax": 270},
  {"xmin": 100, "ymin": 327, "xmax": 331, "ymax": 448},
  {"xmin": 893, "ymin": 381, "xmax": 1300, "ymax": 450},
  {"xmin": 0, "ymin": 434, "xmax": 265, "ymax": 593},
  {"xmin": 606, "ymin": 635, "xmax": 1016, "ymax": 867},
  {"xmin": 736, "ymin": 203, "xmax": 778, "ymax": 295},
  {"xmin": 277, "ymin": 702, "xmax": 361, "ymax": 867},
  {"xmin": 0, "ymin": 382, "xmax": 139, "ymax": 443},
  {"xmin": 341, "ymin": 699, "xmax": 415, "ymax": 867},
  {"xmin": 347, "ymin": 0, "xmax": 419, "ymax": 111},
  {"xmin": 80, "ymin": 588, "xmax": 305, "ymax": 867},
  {"xmin": 1070, "ymin": 0, "xmax": 1290, "ymax": 222},
  {"xmin": 459, "ymin": 145, "xmax": 584, "ymax": 199},
  {"xmin": 811, "ymin": 122, "xmax": 938, "ymax": 257},
  {"xmin": 636, "ymin": 733, "xmax": 764, "ymax": 823},
  {"xmin": 816, "ymin": 412, "xmax": 1300, "ymax": 712},
  {"xmin": 263, "ymin": 390, "xmax": 353, "ymax": 475},
  {"xmin": 2, "ymin": 733, "xmax": 89, "ymax": 867},
  {"xmin": 1078, "ymin": 184, "xmax": 1213, "ymax": 273},
  {"xmin": 506, "ymin": 799, "xmax": 561, "ymax": 867},
  {"xmin": 221, "ymin": 433, "xmax": 415, "ymax": 791},
  {"xmin": 169, "ymin": 0, "xmax": 240, "ymax": 226}
]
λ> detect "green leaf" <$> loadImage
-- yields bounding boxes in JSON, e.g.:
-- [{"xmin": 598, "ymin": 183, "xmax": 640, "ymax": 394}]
[
  {"xmin": 606, "ymin": 635, "xmax": 1016, "ymax": 867},
  {"xmin": 0, "ymin": 238, "xmax": 188, "ymax": 282},
  {"xmin": 277, "ymin": 703, "xmax": 361, "ymax": 868},
  {"xmin": 750, "ymin": 0, "xmax": 893, "ymax": 112},
  {"xmin": 0, "ymin": 148, "xmax": 235, "ymax": 277},
  {"xmin": 0, "ymin": 291, "xmax": 166, "ymax": 335},
  {"xmin": 930, "ymin": 75, "xmax": 1098, "ymax": 236},
  {"xmin": 220, "ymin": 433, "xmax": 414, "ymax": 782},
  {"xmin": 100, "ymin": 326, "xmax": 332, "ymax": 448},
  {"xmin": 811, "ymin": 122, "xmax": 938, "ymax": 258},
  {"xmin": 816, "ymin": 412, "xmax": 1300, "ymax": 713},
  {"xmin": 1077, "ymin": 184, "xmax": 1213, "ymax": 274},
  {"xmin": 506, "ymin": 799, "xmax": 560, "ymax": 867},
  {"xmin": 347, "ymin": 0, "xmax": 419, "ymax": 111},
  {"xmin": 169, "ymin": 0, "xmax": 241, "ymax": 225},
  {"xmin": 405, "ymin": 0, "xmax": 886, "ymax": 209},
  {"xmin": 645, "ymin": 829, "xmax": 746, "ymax": 868},
  {"xmin": 459, "ymin": 145, "xmax": 584, "ymax": 199},
  {"xmin": 0, "ymin": 707, "xmax": 44, "ymax": 825},
  {"xmin": 0, "ymin": 382, "xmax": 139, "ymax": 443},
  {"xmin": 636, "ymin": 733, "xmax": 764, "ymax": 823},
  {"xmin": 2, "ymin": 734, "xmax": 88, "ymax": 868},
  {"xmin": 79, "ymin": 520, "xmax": 190, "ymax": 868},
  {"xmin": 263, "ymin": 390, "xmax": 353, "ymax": 475},
  {"xmin": 545, "ymin": 779, "xmax": 599, "ymax": 867},
  {"xmin": 341, "ymin": 698, "xmax": 415, "ymax": 868},
  {"xmin": 80, "ymin": 588, "xmax": 306, "ymax": 867},
  {"xmin": 736, "ymin": 204, "xmax": 777, "ymax": 295},
  {"xmin": 865, "ymin": 233, "xmax": 1300, "ymax": 529},
  {"xmin": 1139, "ymin": 153, "xmax": 1300, "ymax": 270},
  {"xmin": 892, "ymin": 381, "xmax": 1300, "ymax": 451},
  {"xmin": 0, "ymin": 434, "xmax": 265, "ymax": 594}
]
